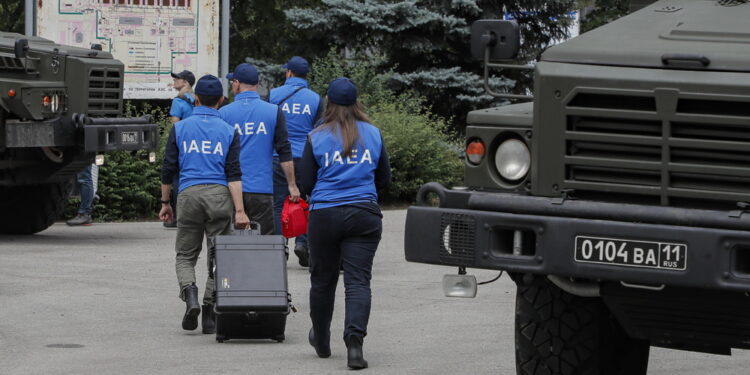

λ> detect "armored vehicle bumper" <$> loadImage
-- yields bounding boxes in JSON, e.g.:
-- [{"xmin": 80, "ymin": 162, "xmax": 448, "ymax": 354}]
[
  {"xmin": 4, "ymin": 115, "xmax": 158, "ymax": 152},
  {"xmin": 405, "ymin": 183, "xmax": 750, "ymax": 292}
]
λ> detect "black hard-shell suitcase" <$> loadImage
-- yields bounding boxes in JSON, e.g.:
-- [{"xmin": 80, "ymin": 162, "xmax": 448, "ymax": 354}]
[{"xmin": 213, "ymin": 225, "xmax": 292, "ymax": 343}]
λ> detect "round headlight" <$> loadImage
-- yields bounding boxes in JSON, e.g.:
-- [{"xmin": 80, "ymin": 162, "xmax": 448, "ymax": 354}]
[{"xmin": 495, "ymin": 139, "xmax": 530, "ymax": 182}]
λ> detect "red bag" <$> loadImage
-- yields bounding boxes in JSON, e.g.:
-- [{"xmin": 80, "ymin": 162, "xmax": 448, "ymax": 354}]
[{"xmin": 281, "ymin": 197, "xmax": 309, "ymax": 238}]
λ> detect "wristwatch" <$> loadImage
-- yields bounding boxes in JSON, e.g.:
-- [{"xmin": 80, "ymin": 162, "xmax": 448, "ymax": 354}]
[{"xmin": 160, "ymin": 199, "xmax": 170, "ymax": 204}]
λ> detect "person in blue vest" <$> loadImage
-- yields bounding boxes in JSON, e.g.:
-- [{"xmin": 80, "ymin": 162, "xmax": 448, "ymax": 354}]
[
  {"xmin": 160, "ymin": 74, "xmax": 250, "ymax": 334},
  {"xmin": 300, "ymin": 78, "xmax": 391, "ymax": 370},
  {"xmin": 269, "ymin": 56, "xmax": 324, "ymax": 267},
  {"xmin": 220, "ymin": 63, "xmax": 300, "ymax": 235},
  {"xmin": 164, "ymin": 70, "xmax": 196, "ymax": 228}
]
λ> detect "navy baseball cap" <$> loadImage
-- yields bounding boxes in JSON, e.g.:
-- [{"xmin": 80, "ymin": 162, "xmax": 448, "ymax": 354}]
[
  {"xmin": 194, "ymin": 74, "xmax": 223, "ymax": 96},
  {"xmin": 170, "ymin": 70, "xmax": 195, "ymax": 87},
  {"xmin": 283, "ymin": 56, "xmax": 309, "ymax": 75},
  {"xmin": 326, "ymin": 77, "xmax": 358, "ymax": 106},
  {"xmin": 226, "ymin": 63, "xmax": 259, "ymax": 85}
]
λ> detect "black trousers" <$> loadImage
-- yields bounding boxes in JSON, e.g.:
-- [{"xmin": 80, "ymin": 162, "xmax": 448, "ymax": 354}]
[{"xmin": 308, "ymin": 205, "xmax": 382, "ymax": 339}]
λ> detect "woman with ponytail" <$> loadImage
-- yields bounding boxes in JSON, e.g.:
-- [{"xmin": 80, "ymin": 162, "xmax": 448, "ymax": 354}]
[{"xmin": 300, "ymin": 77, "xmax": 391, "ymax": 370}]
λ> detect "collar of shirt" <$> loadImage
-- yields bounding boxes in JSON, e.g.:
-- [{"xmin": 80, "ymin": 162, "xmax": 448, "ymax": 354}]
[
  {"xmin": 284, "ymin": 77, "xmax": 309, "ymax": 88},
  {"xmin": 191, "ymin": 106, "xmax": 221, "ymax": 118},
  {"xmin": 235, "ymin": 91, "xmax": 261, "ymax": 101}
]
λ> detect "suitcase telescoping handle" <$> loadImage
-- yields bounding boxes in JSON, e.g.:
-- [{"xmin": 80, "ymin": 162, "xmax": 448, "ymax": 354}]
[{"xmin": 233, "ymin": 221, "xmax": 261, "ymax": 235}]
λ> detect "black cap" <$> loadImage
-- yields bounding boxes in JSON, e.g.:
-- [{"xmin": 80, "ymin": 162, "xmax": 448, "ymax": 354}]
[{"xmin": 170, "ymin": 70, "xmax": 196, "ymax": 87}]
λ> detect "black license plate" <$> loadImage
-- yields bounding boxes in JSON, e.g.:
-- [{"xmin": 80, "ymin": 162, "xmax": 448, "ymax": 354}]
[
  {"xmin": 574, "ymin": 236, "xmax": 687, "ymax": 271},
  {"xmin": 121, "ymin": 131, "xmax": 138, "ymax": 144}
]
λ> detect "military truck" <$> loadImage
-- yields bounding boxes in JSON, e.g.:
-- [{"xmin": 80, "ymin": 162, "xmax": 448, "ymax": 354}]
[
  {"xmin": 404, "ymin": 1, "xmax": 750, "ymax": 374},
  {"xmin": 0, "ymin": 33, "xmax": 158, "ymax": 234}
]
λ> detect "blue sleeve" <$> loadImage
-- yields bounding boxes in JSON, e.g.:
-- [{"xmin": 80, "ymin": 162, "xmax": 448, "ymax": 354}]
[{"xmin": 169, "ymin": 98, "xmax": 184, "ymax": 118}]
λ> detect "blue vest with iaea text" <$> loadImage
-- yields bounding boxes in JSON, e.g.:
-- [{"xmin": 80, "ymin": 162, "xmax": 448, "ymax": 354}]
[
  {"xmin": 219, "ymin": 91, "xmax": 278, "ymax": 194},
  {"xmin": 174, "ymin": 106, "xmax": 234, "ymax": 193},
  {"xmin": 309, "ymin": 121, "xmax": 382, "ymax": 210},
  {"xmin": 269, "ymin": 77, "xmax": 320, "ymax": 158}
]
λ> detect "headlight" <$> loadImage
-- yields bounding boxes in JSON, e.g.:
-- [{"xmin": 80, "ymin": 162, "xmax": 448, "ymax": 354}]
[
  {"xmin": 51, "ymin": 94, "xmax": 60, "ymax": 112},
  {"xmin": 494, "ymin": 138, "xmax": 530, "ymax": 182}
]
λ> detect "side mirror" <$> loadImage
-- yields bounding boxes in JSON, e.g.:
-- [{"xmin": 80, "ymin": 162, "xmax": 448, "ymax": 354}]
[
  {"xmin": 14, "ymin": 38, "xmax": 29, "ymax": 59},
  {"xmin": 470, "ymin": 20, "xmax": 520, "ymax": 61}
]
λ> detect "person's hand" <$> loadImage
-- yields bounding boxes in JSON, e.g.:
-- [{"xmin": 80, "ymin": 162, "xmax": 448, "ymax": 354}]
[
  {"xmin": 288, "ymin": 184, "xmax": 301, "ymax": 202},
  {"xmin": 159, "ymin": 204, "xmax": 173, "ymax": 223},
  {"xmin": 234, "ymin": 210, "xmax": 250, "ymax": 229}
]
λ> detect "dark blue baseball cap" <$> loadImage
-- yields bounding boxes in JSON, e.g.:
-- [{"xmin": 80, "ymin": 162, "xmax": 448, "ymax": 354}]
[
  {"xmin": 283, "ymin": 56, "xmax": 309, "ymax": 75},
  {"xmin": 326, "ymin": 77, "xmax": 358, "ymax": 106},
  {"xmin": 226, "ymin": 63, "xmax": 259, "ymax": 85},
  {"xmin": 194, "ymin": 74, "xmax": 224, "ymax": 96}
]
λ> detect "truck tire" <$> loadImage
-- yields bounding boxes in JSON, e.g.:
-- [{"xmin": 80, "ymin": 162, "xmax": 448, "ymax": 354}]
[
  {"xmin": 515, "ymin": 276, "xmax": 649, "ymax": 375},
  {"xmin": 0, "ymin": 181, "xmax": 72, "ymax": 234}
]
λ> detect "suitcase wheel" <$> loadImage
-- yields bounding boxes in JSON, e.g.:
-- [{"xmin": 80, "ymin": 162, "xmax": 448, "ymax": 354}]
[
  {"xmin": 274, "ymin": 334, "xmax": 285, "ymax": 343},
  {"xmin": 216, "ymin": 335, "xmax": 226, "ymax": 343}
]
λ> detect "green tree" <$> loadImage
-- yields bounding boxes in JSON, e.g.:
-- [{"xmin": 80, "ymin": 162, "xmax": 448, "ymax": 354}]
[
  {"xmin": 228, "ymin": 0, "xmax": 324, "ymax": 69},
  {"xmin": 580, "ymin": 0, "xmax": 630, "ymax": 33},
  {"xmin": 0, "ymin": 1, "xmax": 24, "ymax": 34},
  {"xmin": 286, "ymin": 0, "xmax": 579, "ymax": 131}
]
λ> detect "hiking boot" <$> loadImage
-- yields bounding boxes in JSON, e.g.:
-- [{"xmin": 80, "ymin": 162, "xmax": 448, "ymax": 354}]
[
  {"xmin": 181, "ymin": 284, "xmax": 200, "ymax": 331},
  {"xmin": 202, "ymin": 304, "xmax": 216, "ymax": 334},
  {"xmin": 66, "ymin": 213, "xmax": 92, "ymax": 226},
  {"xmin": 345, "ymin": 335, "xmax": 368, "ymax": 370},
  {"xmin": 294, "ymin": 245, "xmax": 309, "ymax": 267},
  {"xmin": 308, "ymin": 328, "xmax": 331, "ymax": 358}
]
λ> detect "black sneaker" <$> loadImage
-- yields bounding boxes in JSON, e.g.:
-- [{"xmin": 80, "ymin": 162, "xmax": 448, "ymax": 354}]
[
  {"xmin": 294, "ymin": 245, "xmax": 309, "ymax": 267},
  {"xmin": 66, "ymin": 213, "xmax": 92, "ymax": 226},
  {"xmin": 163, "ymin": 220, "xmax": 177, "ymax": 229}
]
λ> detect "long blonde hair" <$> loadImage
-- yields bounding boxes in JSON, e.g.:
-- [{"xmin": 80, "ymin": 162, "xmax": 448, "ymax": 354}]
[{"xmin": 317, "ymin": 100, "xmax": 371, "ymax": 158}]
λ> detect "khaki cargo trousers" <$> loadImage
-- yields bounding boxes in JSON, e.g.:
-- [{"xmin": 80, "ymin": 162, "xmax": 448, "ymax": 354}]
[{"xmin": 175, "ymin": 184, "xmax": 233, "ymax": 305}]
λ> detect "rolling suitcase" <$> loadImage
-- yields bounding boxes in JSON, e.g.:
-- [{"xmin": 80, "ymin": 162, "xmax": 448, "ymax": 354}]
[{"xmin": 213, "ymin": 224, "xmax": 293, "ymax": 343}]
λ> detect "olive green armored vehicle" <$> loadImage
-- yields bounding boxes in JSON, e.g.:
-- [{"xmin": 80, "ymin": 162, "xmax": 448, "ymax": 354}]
[
  {"xmin": 405, "ymin": 1, "xmax": 750, "ymax": 374},
  {"xmin": 0, "ymin": 33, "xmax": 158, "ymax": 234}
]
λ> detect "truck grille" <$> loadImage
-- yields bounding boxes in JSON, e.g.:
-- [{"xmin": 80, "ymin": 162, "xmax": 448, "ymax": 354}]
[
  {"xmin": 88, "ymin": 68, "xmax": 122, "ymax": 115},
  {"xmin": 439, "ymin": 213, "xmax": 476, "ymax": 266},
  {"xmin": 563, "ymin": 92, "xmax": 750, "ymax": 209}
]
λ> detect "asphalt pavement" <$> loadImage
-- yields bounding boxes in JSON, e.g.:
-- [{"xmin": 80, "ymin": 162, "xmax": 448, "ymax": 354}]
[{"xmin": 1, "ymin": 210, "xmax": 749, "ymax": 374}]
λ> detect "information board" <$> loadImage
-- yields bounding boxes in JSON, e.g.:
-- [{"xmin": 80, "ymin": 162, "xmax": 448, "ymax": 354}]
[{"xmin": 37, "ymin": 0, "xmax": 220, "ymax": 99}]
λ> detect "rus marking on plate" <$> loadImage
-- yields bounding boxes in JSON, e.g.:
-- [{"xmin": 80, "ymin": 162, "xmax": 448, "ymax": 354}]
[
  {"xmin": 574, "ymin": 236, "xmax": 687, "ymax": 271},
  {"xmin": 121, "ymin": 131, "xmax": 138, "ymax": 144}
]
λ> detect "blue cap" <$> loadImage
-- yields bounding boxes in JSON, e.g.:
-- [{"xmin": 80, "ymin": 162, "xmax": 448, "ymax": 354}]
[
  {"xmin": 283, "ymin": 56, "xmax": 309, "ymax": 75},
  {"xmin": 226, "ymin": 63, "xmax": 259, "ymax": 85},
  {"xmin": 194, "ymin": 74, "xmax": 224, "ymax": 96},
  {"xmin": 326, "ymin": 77, "xmax": 358, "ymax": 106}
]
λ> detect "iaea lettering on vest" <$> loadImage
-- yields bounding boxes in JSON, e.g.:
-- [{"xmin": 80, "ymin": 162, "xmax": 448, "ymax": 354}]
[
  {"xmin": 281, "ymin": 102, "xmax": 312, "ymax": 115},
  {"xmin": 182, "ymin": 140, "xmax": 224, "ymax": 155},
  {"xmin": 234, "ymin": 122, "xmax": 268, "ymax": 135},
  {"xmin": 324, "ymin": 149, "xmax": 372, "ymax": 167}
]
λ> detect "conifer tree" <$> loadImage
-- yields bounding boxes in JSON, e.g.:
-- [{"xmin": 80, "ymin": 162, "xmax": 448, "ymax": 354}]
[{"xmin": 286, "ymin": 0, "xmax": 579, "ymax": 130}]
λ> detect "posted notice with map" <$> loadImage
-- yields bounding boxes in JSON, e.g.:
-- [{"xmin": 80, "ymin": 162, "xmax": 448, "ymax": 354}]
[{"xmin": 37, "ymin": 0, "xmax": 219, "ymax": 99}]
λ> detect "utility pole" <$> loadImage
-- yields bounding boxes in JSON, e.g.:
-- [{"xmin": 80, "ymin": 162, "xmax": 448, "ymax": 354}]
[
  {"xmin": 24, "ymin": 0, "xmax": 34, "ymax": 36},
  {"xmin": 220, "ymin": 0, "xmax": 230, "ymax": 89}
]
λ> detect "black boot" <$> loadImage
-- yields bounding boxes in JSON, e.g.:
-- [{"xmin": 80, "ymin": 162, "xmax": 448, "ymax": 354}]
[
  {"xmin": 308, "ymin": 328, "xmax": 331, "ymax": 358},
  {"xmin": 202, "ymin": 304, "xmax": 216, "ymax": 334},
  {"xmin": 345, "ymin": 335, "xmax": 368, "ymax": 370},
  {"xmin": 181, "ymin": 284, "xmax": 200, "ymax": 331}
]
